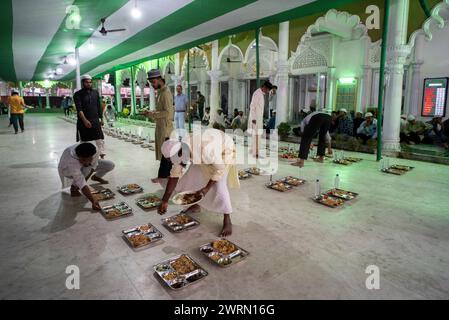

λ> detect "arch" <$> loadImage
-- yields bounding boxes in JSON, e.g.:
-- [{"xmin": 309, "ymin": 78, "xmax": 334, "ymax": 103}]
[
  {"xmin": 408, "ymin": 0, "xmax": 449, "ymax": 47},
  {"xmin": 244, "ymin": 31, "xmax": 278, "ymax": 64},
  {"xmin": 180, "ymin": 48, "xmax": 210, "ymax": 78}
]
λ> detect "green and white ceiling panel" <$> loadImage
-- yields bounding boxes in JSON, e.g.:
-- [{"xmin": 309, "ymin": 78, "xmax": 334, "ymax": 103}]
[{"xmin": 1, "ymin": 0, "xmax": 364, "ymax": 82}]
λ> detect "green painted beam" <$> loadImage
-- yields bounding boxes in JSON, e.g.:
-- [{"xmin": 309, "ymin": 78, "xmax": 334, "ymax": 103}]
[
  {"xmin": 32, "ymin": 0, "xmax": 128, "ymax": 81},
  {"xmin": 0, "ymin": 0, "xmax": 16, "ymax": 82},
  {"xmin": 90, "ymin": 0, "xmax": 364, "ymax": 79},
  {"xmin": 62, "ymin": 0, "xmax": 258, "ymax": 80}
]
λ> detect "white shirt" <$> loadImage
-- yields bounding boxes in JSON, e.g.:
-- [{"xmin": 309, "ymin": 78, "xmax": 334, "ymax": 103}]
[
  {"xmin": 248, "ymin": 88, "xmax": 265, "ymax": 132},
  {"xmin": 58, "ymin": 143, "xmax": 97, "ymax": 189}
]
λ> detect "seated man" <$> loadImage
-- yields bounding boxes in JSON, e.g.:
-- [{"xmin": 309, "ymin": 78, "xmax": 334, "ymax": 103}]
[
  {"xmin": 356, "ymin": 112, "xmax": 377, "ymax": 144},
  {"xmin": 58, "ymin": 142, "xmax": 115, "ymax": 210},
  {"xmin": 353, "ymin": 112, "xmax": 364, "ymax": 137},
  {"xmin": 103, "ymin": 105, "xmax": 116, "ymax": 127},
  {"xmin": 157, "ymin": 128, "xmax": 240, "ymax": 237},
  {"xmin": 202, "ymin": 107, "xmax": 211, "ymax": 126},
  {"xmin": 400, "ymin": 115, "xmax": 432, "ymax": 145},
  {"xmin": 230, "ymin": 110, "xmax": 243, "ymax": 130},
  {"xmin": 336, "ymin": 108, "xmax": 354, "ymax": 136},
  {"xmin": 423, "ymin": 117, "xmax": 448, "ymax": 148}
]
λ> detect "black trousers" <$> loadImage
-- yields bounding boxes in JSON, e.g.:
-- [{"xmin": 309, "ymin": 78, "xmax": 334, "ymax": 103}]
[
  {"xmin": 299, "ymin": 113, "xmax": 331, "ymax": 160},
  {"xmin": 400, "ymin": 132, "xmax": 421, "ymax": 144},
  {"xmin": 10, "ymin": 113, "xmax": 24, "ymax": 133},
  {"xmin": 157, "ymin": 138, "xmax": 173, "ymax": 179}
]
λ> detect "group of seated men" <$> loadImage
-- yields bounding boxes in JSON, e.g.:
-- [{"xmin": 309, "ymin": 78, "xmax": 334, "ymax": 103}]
[
  {"xmin": 400, "ymin": 115, "xmax": 449, "ymax": 149},
  {"xmin": 329, "ymin": 109, "xmax": 378, "ymax": 144}
]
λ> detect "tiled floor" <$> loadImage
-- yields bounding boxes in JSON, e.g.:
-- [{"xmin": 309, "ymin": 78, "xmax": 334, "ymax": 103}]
[{"xmin": 0, "ymin": 114, "xmax": 448, "ymax": 299}]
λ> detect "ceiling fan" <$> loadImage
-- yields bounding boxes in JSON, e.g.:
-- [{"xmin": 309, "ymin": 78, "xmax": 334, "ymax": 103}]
[{"xmin": 99, "ymin": 17, "xmax": 126, "ymax": 36}]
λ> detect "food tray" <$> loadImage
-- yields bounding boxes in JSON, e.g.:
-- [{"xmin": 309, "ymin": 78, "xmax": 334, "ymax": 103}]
[
  {"xmin": 122, "ymin": 223, "xmax": 163, "ymax": 250},
  {"xmin": 390, "ymin": 164, "xmax": 414, "ymax": 171},
  {"xmin": 382, "ymin": 168, "xmax": 406, "ymax": 175},
  {"xmin": 333, "ymin": 159, "xmax": 351, "ymax": 165},
  {"xmin": 279, "ymin": 153, "xmax": 298, "ymax": 161},
  {"xmin": 345, "ymin": 157, "xmax": 363, "ymax": 163},
  {"xmin": 135, "ymin": 193, "xmax": 162, "ymax": 210},
  {"xmin": 313, "ymin": 194, "xmax": 345, "ymax": 208},
  {"xmin": 117, "ymin": 183, "xmax": 144, "ymax": 195},
  {"xmin": 132, "ymin": 140, "xmax": 144, "ymax": 145},
  {"xmin": 161, "ymin": 213, "xmax": 200, "ymax": 233},
  {"xmin": 91, "ymin": 188, "xmax": 115, "ymax": 201},
  {"xmin": 153, "ymin": 254, "xmax": 208, "ymax": 290},
  {"xmin": 279, "ymin": 176, "xmax": 306, "ymax": 187},
  {"xmin": 326, "ymin": 188, "xmax": 358, "ymax": 201},
  {"xmin": 266, "ymin": 181, "xmax": 293, "ymax": 192},
  {"xmin": 101, "ymin": 201, "xmax": 133, "ymax": 220},
  {"xmin": 245, "ymin": 167, "xmax": 270, "ymax": 176},
  {"xmin": 238, "ymin": 170, "xmax": 251, "ymax": 180},
  {"xmin": 172, "ymin": 190, "xmax": 203, "ymax": 206},
  {"xmin": 200, "ymin": 239, "xmax": 249, "ymax": 268}
]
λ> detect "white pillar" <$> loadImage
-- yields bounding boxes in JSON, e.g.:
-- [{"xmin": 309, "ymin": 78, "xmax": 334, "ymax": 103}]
[
  {"xmin": 276, "ymin": 21, "xmax": 289, "ymax": 127},
  {"xmin": 208, "ymin": 40, "xmax": 221, "ymax": 125},
  {"xmin": 316, "ymin": 73, "xmax": 321, "ymax": 109},
  {"xmin": 326, "ymin": 67, "xmax": 336, "ymax": 113},
  {"xmin": 359, "ymin": 65, "xmax": 372, "ymax": 113},
  {"xmin": 383, "ymin": 0, "xmax": 410, "ymax": 153},
  {"xmin": 75, "ymin": 47, "xmax": 81, "ymax": 91},
  {"xmin": 45, "ymin": 88, "xmax": 51, "ymax": 109},
  {"xmin": 407, "ymin": 60, "xmax": 423, "ymax": 117}
]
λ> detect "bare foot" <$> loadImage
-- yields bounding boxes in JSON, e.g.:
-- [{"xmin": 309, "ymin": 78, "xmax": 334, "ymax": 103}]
[
  {"xmin": 180, "ymin": 204, "xmax": 201, "ymax": 214},
  {"xmin": 91, "ymin": 175, "xmax": 108, "ymax": 184},
  {"xmin": 151, "ymin": 177, "xmax": 162, "ymax": 183},
  {"xmin": 70, "ymin": 186, "xmax": 81, "ymax": 197},
  {"xmin": 219, "ymin": 214, "xmax": 233, "ymax": 237},
  {"xmin": 313, "ymin": 156, "xmax": 324, "ymax": 163},
  {"xmin": 291, "ymin": 159, "xmax": 304, "ymax": 168}
]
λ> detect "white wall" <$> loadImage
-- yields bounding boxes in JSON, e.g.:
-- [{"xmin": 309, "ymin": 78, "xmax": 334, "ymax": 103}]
[{"xmin": 416, "ymin": 24, "xmax": 449, "ymax": 120}]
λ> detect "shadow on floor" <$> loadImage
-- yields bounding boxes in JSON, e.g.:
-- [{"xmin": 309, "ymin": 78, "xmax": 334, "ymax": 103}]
[{"xmin": 33, "ymin": 191, "xmax": 88, "ymax": 233}]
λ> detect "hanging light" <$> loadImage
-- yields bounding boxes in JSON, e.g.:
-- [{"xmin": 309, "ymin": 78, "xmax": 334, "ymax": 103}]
[
  {"xmin": 63, "ymin": 56, "xmax": 68, "ymax": 65},
  {"xmin": 131, "ymin": 0, "xmax": 141, "ymax": 19}
]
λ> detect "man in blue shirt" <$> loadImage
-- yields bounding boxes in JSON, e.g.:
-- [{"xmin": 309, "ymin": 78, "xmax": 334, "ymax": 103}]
[{"xmin": 174, "ymin": 85, "xmax": 188, "ymax": 134}]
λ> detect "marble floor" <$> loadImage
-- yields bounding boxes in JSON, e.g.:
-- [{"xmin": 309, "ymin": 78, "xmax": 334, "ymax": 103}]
[{"xmin": 0, "ymin": 114, "xmax": 448, "ymax": 300}]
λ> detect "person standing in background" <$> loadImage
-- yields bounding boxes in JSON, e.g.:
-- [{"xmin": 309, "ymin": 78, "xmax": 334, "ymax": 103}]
[
  {"xmin": 197, "ymin": 91, "xmax": 205, "ymax": 121},
  {"xmin": 73, "ymin": 74, "xmax": 105, "ymax": 158},
  {"xmin": 247, "ymin": 81, "xmax": 273, "ymax": 158},
  {"xmin": 7, "ymin": 91, "xmax": 31, "ymax": 134},
  {"xmin": 174, "ymin": 85, "xmax": 188, "ymax": 134},
  {"xmin": 143, "ymin": 69, "xmax": 174, "ymax": 184},
  {"xmin": 269, "ymin": 85, "xmax": 277, "ymax": 117}
]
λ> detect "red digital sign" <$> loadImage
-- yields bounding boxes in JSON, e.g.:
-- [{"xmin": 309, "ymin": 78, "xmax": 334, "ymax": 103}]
[{"xmin": 422, "ymin": 78, "xmax": 448, "ymax": 117}]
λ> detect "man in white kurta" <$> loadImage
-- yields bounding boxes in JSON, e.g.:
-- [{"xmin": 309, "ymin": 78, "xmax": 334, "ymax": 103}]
[
  {"xmin": 247, "ymin": 81, "xmax": 273, "ymax": 158},
  {"xmin": 157, "ymin": 128, "xmax": 240, "ymax": 236}
]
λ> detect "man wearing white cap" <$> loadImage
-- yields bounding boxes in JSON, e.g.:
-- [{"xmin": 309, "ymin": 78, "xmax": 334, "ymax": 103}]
[
  {"xmin": 158, "ymin": 128, "xmax": 240, "ymax": 237},
  {"xmin": 336, "ymin": 108, "xmax": 354, "ymax": 136},
  {"xmin": 73, "ymin": 74, "xmax": 106, "ymax": 164},
  {"xmin": 400, "ymin": 115, "xmax": 432, "ymax": 145},
  {"xmin": 356, "ymin": 112, "xmax": 377, "ymax": 143}
]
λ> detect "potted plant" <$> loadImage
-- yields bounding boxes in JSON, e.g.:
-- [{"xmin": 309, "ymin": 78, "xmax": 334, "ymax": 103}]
[{"xmin": 277, "ymin": 122, "xmax": 291, "ymax": 141}]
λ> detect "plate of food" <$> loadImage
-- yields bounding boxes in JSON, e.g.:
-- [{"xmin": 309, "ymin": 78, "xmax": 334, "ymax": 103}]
[
  {"xmin": 101, "ymin": 201, "xmax": 133, "ymax": 220},
  {"xmin": 161, "ymin": 213, "xmax": 200, "ymax": 232},
  {"xmin": 279, "ymin": 152, "xmax": 298, "ymax": 161},
  {"xmin": 135, "ymin": 193, "xmax": 162, "ymax": 210},
  {"xmin": 122, "ymin": 223, "xmax": 163, "ymax": 250},
  {"xmin": 91, "ymin": 188, "xmax": 115, "ymax": 201},
  {"xmin": 244, "ymin": 167, "xmax": 270, "ymax": 176},
  {"xmin": 200, "ymin": 239, "xmax": 249, "ymax": 267},
  {"xmin": 345, "ymin": 157, "xmax": 363, "ymax": 163},
  {"xmin": 266, "ymin": 181, "xmax": 293, "ymax": 192},
  {"xmin": 238, "ymin": 170, "xmax": 251, "ymax": 180},
  {"xmin": 333, "ymin": 159, "xmax": 351, "ymax": 165},
  {"xmin": 117, "ymin": 183, "xmax": 144, "ymax": 195},
  {"xmin": 172, "ymin": 190, "xmax": 203, "ymax": 206},
  {"xmin": 154, "ymin": 254, "xmax": 208, "ymax": 290},
  {"xmin": 382, "ymin": 167, "xmax": 406, "ymax": 175},
  {"xmin": 326, "ymin": 188, "xmax": 358, "ymax": 201},
  {"xmin": 313, "ymin": 194, "xmax": 345, "ymax": 208},
  {"xmin": 390, "ymin": 164, "xmax": 414, "ymax": 171},
  {"xmin": 279, "ymin": 176, "xmax": 306, "ymax": 187}
]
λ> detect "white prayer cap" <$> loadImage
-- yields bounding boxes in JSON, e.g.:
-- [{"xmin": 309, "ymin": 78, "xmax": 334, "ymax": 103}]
[
  {"xmin": 81, "ymin": 74, "xmax": 92, "ymax": 81},
  {"xmin": 339, "ymin": 108, "xmax": 348, "ymax": 114},
  {"xmin": 407, "ymin": 115, "xmax": 416, "ymax": 121},
  {"xmin": 161, "ymin": 139, "xmax": 182, "ymax": 159},
  {"xmin": 365, "ymin": 112, "xmax": 373, "ymax": 118}
]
